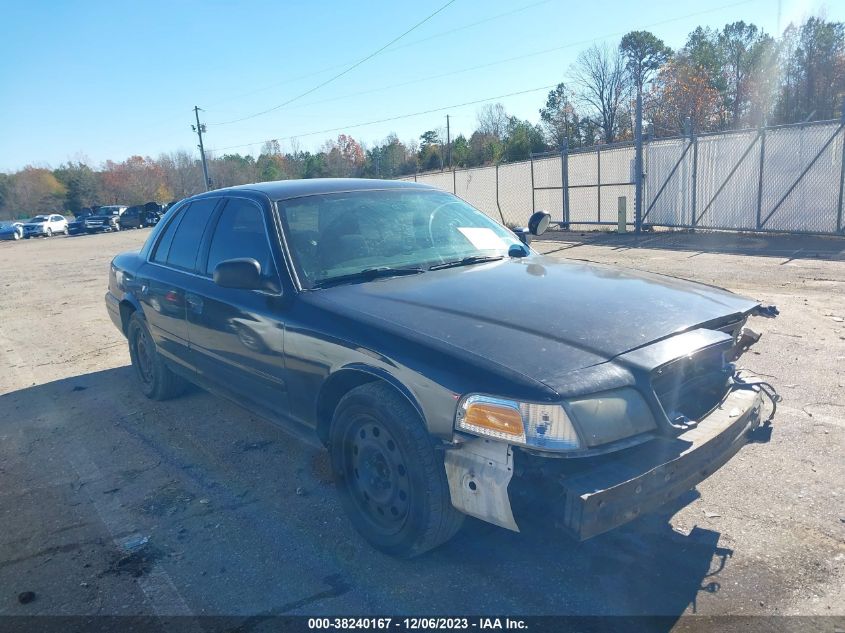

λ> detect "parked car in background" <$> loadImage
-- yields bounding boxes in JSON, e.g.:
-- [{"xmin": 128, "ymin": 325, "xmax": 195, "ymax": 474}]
[
  {"xmin": 85, "ymin": 206, "xmax": 126, "ymax": 233},
  {"xmin": 144, "ymin": 202, "xmax": 165, "ymax": 226},
  {"xmin": 106, "ymin": 179, "xmax": 779, "ymax": 558},
  {"xmin": 119, "ymin": 202, "xmax": 165, "ymax": 230},
  {"xmin": 68, "ymin": 208, "xmax": 96, "ymax": 235},
  {"xmin": 0, "ymin": 222, "xmax": 24, "ymax": 241},
  {"xmin": 22, "ymin": 214, "xmax": 68, "ymax": 238},
  {"xmin": 119, "ymin": 206, "xmax": 145, "ymax": 229}
]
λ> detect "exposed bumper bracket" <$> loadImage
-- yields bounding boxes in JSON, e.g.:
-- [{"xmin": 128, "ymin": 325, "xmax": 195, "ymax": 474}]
[{"xmin": 444, "ymin": 437, "xmax": 519, "ymax": 532}]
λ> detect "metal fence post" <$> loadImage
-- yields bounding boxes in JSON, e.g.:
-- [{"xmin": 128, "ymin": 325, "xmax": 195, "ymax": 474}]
[
  {"xmin": 495, "ymin": 163, "xmax": 505, "ymax": 224},
  {"xmin": 634, "ymin": 90, "xmax": 643, "ymax": 233},
  {"xmin": 596, "ymin": 144, "xmax": 602, "ymax": 223},
  {"xmin": 756, "ymin": 125, "xmax": 767, "ymax": 229},
  {"xmin": 690, "ymin": 128, "xmax": 699, "ymax": 227},
  {"xmin": 562, "ymin": 141, "xmax": 570, "ymax": 228},
  {"xmin": 530, "ymin": 154, "xmax": 536, "ymax": 213},
  {"xmin": 452, "ymin": 168, "xmax": 456, "ymax": 194},
  {"xmin": 837, "ymin": 101, "xmax": 845, "ymax": 233}
]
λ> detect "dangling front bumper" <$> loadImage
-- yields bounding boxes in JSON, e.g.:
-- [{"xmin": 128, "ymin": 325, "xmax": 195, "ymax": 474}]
[{"xmin": 444, "ymin": 386, "xmax": 767, "ymax": 540}]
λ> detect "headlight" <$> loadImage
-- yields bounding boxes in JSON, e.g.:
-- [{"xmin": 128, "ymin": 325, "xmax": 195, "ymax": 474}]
[
  {"xmin": 565, "ymin": 388, "xmax": 657, "ymax": 447},
  {"xmin": 455, "ymin": 395, "xmax": 581, "ymax": 450}
]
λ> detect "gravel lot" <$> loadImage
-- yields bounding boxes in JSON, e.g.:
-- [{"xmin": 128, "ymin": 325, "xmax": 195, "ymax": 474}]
[{"xmin": 0, "ymin": 229, "xmax": 843, "ymax": 628}]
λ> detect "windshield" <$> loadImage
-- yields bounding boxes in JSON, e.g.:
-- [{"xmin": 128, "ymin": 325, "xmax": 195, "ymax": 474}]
[
  {"xmin": 96, "ymin": 207, "xmax": 120, "ymax": 216},
  {"xmin": 278, "ymin": 189, "xmax": 522, "ymax": 288},
  {"xmin": 28, "ymin": 216, "xmax": 48, "ymax": 223}
]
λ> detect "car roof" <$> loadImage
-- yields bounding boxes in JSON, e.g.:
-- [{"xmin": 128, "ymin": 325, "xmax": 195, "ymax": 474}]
[{"xmin": 190, "ymin": 178, "xmax": 435, "ymax": 202}]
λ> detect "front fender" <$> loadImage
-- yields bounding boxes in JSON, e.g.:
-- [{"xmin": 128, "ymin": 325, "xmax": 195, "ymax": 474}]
[
  {"xmin": 339, "ymin": 363, "xmax": 426, "ymax": 421},
  {"xmin": 315, "ymin": 364, "xmax": 429, "ymax": 445}
]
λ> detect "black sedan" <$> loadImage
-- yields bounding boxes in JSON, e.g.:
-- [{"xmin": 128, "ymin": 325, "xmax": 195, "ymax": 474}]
[{"xmin": 106, "ymin": 179, "xmax": 777, "ymax": 557}]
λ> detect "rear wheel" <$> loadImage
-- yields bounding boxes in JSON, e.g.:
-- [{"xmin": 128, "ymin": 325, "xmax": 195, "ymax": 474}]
[
  {"xmin": 127, "ymin": 313, "xmax": 186, "ymax": 400},
  {"xmin": 45, "ymin": 228, "xmax": 52, "ymax": 237},
  {"xmin": 63, "ymin": 226, "xmax": 69, "ymax": 235},
  {"xmin": 329, "ymin": 382, "xmax": 463, "ymax": 557}
]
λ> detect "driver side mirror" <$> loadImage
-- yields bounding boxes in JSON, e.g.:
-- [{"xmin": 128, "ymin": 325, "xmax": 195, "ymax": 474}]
[
  {"xmin": 213, "ymin": 258, "xmax": 263, "ymax": 290},
  {"xmin": 528, "ymin": 211, "xmax": 551, "ymax": 236},
  {"xmin": 513, "ymin": 211, "xmax": 552, "ymax": 245}
]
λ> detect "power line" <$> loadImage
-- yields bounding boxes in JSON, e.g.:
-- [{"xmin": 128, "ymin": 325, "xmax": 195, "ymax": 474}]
[
  {"xmin": 203, "ymin": 0, "xmax": 552, "ymax": 113},
  {"xmin": 206, "ymin": 0, "xmax": 756, "ymax": 129},
  {"xmin": 209, "ymin": 0, "xmax": 458, "ymax": 126},
  {"xmin": 142, "ymin": 0, "xmax": 755, "ymax": 153},
  {"xmin": 380, "ymin": 0, "xmax": 554, "ymax": 53},
  {"xmin": 206, "ymin": 84, "xmax": 557, "ymax": 153}
]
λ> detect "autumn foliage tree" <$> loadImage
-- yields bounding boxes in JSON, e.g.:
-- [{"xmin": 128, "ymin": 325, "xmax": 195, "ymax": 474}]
[{"xmin": 647, "ymin": 58, "xmax": 724, "ymax": 135}]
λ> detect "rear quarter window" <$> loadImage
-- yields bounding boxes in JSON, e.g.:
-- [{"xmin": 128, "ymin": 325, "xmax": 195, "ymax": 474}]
[{"xmin": 164, "ymin": 198, "xmax": 219, "ymax": 271}]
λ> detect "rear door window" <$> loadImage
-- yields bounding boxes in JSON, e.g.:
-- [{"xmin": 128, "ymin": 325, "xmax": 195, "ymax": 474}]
[
  {"xmin": 165, "ymin": 198, "xmax": 219, "ymax": 272},
  {"xmin": 151, "ymin": 205, "xmax": 187, "ymax": 264}
]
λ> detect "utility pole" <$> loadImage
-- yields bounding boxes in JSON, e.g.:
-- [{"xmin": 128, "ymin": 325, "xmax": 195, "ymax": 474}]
[
  {"xmin": 192, "ymin": 106, "xmax": 211, "ymax": 191},
  {"xmin": 446, "ymin": 114, "xmax": 452, "ymax": 170}
]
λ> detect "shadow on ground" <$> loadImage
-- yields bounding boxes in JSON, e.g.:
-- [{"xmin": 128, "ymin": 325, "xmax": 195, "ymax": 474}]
[
  {"xmin": 536, "ymin": 229, "xmax": 845, "ymax": 262},
  {"xmin": 0, "ymin": 368, "xmax": 740, "ymax": 626}
]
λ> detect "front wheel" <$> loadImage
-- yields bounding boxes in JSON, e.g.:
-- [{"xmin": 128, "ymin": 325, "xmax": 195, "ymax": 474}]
[
  {"xmin": 329, "ymin": 382, "xmax": 463, "ymax": 557},
  {"xmin": 127, "ymin": 313, "xmax": 186, "ymax": 400}
]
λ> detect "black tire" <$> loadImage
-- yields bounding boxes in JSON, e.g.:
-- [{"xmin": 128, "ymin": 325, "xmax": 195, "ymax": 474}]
[
  {"xmin": 127, "ymin": 312, "xmax": 186, "ymax": 400},
  {"xmin": 329, "ymin": 382, "xmax": 463, "ymax": 558}
]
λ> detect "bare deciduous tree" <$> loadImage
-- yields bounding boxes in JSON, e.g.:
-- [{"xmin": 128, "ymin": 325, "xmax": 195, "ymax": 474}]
[
  {"xmin": 572, "ymin": 43, "xmax": 630, "ymax": 143},
  {"xmin": 476, "ymin": 103, "xmax": 509, "ymax": 141}
]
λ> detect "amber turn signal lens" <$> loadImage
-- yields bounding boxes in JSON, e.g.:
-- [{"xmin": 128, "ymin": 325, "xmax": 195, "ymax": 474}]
[{"xmin": 464, "ymin": 402, "xmax": 524, "ymax": 436}]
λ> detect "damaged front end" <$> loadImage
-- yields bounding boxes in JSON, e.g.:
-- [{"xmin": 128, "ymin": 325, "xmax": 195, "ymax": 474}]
[{"xmin": 443, "ymin": 309, "xmax": 780, "ymax": 540}]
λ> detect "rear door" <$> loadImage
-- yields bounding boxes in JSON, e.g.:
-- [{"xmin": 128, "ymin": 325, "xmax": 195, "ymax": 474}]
[
  {"xmin": 138, "ymin": 198, "xmax": 220, "ymax": 372},
  {"xmin": 185, "ymin": 195, "xmax": 289, "ymax": 416}
]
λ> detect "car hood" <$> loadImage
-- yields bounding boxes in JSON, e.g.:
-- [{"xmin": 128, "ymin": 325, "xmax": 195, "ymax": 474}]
[{"xmin": 310, "ymin": 255, "xmax": 758, "ymax": 387}]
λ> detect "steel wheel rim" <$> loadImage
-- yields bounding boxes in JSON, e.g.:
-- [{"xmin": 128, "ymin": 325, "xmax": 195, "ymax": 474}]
[
  {"xmin": 133, "ymin": 327, "xmax": 154, "ymax": 385},
  {"xmin": 343, "ymin": 416, "xmax": 411, "ymax": 535}
]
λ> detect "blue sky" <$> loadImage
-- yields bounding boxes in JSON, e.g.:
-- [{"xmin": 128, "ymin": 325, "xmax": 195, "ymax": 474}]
[{"xmin": 1, "ymin": 0, "xmax": 841, "ymax": 171}]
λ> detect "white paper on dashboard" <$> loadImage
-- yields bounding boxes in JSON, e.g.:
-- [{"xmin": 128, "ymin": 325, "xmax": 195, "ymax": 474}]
[{"xmin": 457, "ymin": 227, "xmax": 507, "ymax": 250}]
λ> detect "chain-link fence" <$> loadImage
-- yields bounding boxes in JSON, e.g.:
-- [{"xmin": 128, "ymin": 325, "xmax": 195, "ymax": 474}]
[{"xmin": 402, "ymin": 117, "xmax": 845, "ymax": 235}]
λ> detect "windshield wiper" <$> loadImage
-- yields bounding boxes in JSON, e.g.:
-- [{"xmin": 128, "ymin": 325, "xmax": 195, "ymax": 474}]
[
  {"xmin": 428, "ymin": 255, "xmax": 504, "ymax": 271},
  {"xmin": 312, "ymin": 266, "xmax": 424, "ymax": 289}
]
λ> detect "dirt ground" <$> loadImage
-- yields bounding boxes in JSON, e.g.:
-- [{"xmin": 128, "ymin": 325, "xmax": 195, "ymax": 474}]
[{"xmin": 0, "ymin": 228, "xmax": 843, "ymax": 629}]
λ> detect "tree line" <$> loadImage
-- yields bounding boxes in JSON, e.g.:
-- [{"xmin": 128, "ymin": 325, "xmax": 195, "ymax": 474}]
[{"xmin": 1, "ymin": 16, "xmax": 842, "ymax": 220}]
